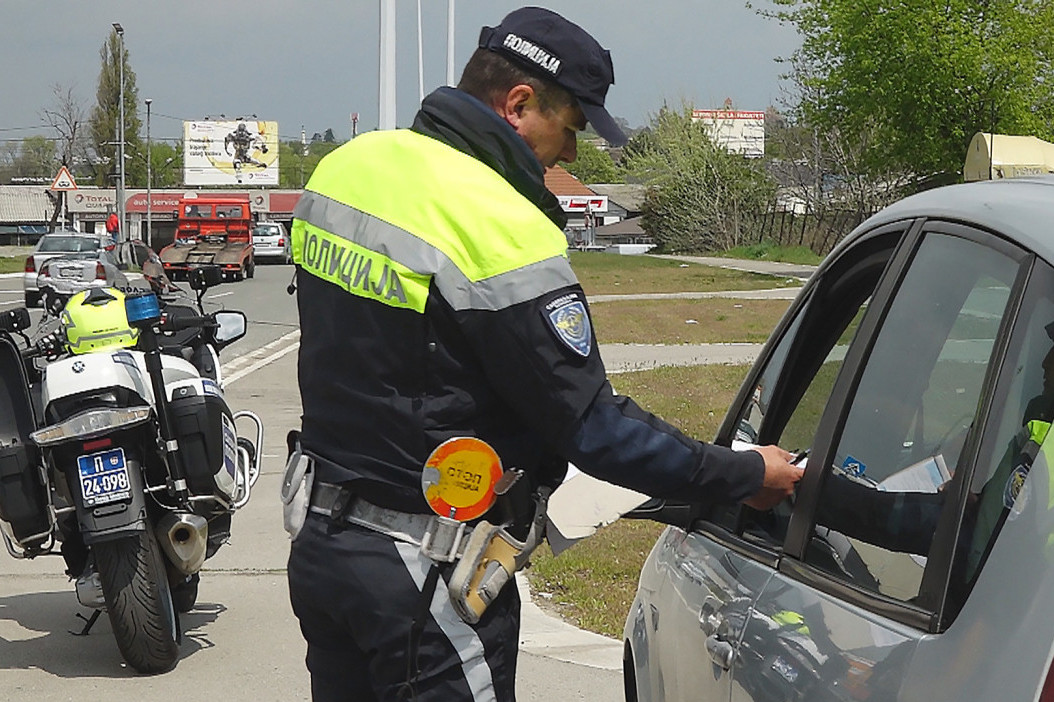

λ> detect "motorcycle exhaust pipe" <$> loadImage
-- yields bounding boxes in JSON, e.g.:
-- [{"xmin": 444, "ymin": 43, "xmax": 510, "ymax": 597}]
[{"xmin": 156, "ymin": 512, "xmax": 209, "ymax": 575}]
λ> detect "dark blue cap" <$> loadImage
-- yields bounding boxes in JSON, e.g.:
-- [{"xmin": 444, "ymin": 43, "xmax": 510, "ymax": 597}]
[{"xmin": 479, "ymin": 6, "xmax": 627, "ymax": 147}]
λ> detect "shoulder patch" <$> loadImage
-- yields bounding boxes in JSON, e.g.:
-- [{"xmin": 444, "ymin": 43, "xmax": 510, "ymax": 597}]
[{"xmin": 542, "ymin": 290, "xmax": 592, "ymax": 357}]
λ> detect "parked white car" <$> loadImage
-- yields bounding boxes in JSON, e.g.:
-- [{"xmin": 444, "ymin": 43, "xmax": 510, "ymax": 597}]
[
  {"xmin": 251, "ymin": 222, "xmax": 292, "ymax": 264},
  {"xmin": 23, "ymin": 232, "xmax": 118, "ymax": 307}
]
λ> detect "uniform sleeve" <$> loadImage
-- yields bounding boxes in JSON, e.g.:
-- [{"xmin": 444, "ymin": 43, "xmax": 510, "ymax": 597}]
[{"xmin": 455, "ymin": 283, "xmax": 764, "ymax": 505}]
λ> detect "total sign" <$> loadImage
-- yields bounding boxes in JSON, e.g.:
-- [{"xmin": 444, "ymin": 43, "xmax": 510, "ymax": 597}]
[{"xmin": 67, "ymin": 190, "xmax": 117, "ymax": 213}]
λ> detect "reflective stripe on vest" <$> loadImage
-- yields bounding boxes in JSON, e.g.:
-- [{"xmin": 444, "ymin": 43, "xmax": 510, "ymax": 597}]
[{"xmin": 291, "ymin": 129, "xmax": 575, "ymax": 312}]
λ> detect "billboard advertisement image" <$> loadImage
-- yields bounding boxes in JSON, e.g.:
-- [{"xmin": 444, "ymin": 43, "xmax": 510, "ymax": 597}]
[
  {"xmin": 183, "ymin": 120, "xmax": 280, "ymax": 185},
  {"xmin": 692, "ymin": 108, "xmax": 766, "ymax": 158}
]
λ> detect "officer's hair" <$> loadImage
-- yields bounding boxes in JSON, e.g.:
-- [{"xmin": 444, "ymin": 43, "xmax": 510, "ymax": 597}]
[{"xmin": 458, "ymin": 48, "xmax": 576, "ymax": 115}]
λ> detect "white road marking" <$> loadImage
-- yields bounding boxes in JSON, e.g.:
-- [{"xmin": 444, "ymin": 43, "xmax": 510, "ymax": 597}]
[{"xmin": 222, "ymin": 330, "xmax": 300, "ymax": 386}]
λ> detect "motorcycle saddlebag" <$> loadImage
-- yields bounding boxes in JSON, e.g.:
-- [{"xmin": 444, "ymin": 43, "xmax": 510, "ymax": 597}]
[
  {"xmin": 0, "ymin": 335, "xmax": 49, "ymax": 548},
  {"xmin": 170, "ymin": 384, "xmax": 235, "ymax": 499}
]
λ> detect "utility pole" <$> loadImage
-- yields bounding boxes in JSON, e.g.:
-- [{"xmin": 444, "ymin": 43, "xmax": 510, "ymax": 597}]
[
  {"xmin": 146, "ymin": 98, "xmax": 153, "ymax": 247},
  {"xmin": 379, "ymin": 0, "xmax": 396, "ymax": 129},
  {"xmin": 417, "ymin": 0, "xmax": 425, "ymax": 102},
  {"xmin": 113, "ymin": 23, "xmax": 126, "ymax": 244},
  {"xmin": 447, "ymin": 0, "xmax": 456, "ymax": 86},
  {"xmin": 300, "ymin": 125, "xmax": 307, "ymax": 189}
]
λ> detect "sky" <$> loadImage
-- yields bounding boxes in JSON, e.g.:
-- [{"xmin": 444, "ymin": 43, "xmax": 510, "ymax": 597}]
[{"xmin": 2, "ymin": 0, "xmax": 802, "ymax": 146}]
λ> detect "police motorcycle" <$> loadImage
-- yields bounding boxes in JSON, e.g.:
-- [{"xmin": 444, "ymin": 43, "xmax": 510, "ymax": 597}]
[{"xmin": 0, "ymin": 267, "xmax": 262, "ymax": 674}]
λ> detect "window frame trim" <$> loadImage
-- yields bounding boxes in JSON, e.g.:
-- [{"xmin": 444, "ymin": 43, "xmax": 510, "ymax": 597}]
[
  {"xmin": 786, "ymin": 220, "xmax": 1032, "ymax": 632},
  {"xmin": 700, "ymin": 218, "xmax": 1035, "ymax": 634}
]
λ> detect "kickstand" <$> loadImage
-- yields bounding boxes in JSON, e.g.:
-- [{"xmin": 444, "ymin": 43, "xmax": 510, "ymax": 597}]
[{"xmin": 70, "ymin": 610, "xmax": 102, "ymax": 636}]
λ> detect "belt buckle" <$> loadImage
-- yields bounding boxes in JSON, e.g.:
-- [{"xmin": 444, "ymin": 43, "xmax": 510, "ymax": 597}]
[{"xmin": 420, "ymin": 515, "xmax": 467, "ymax": 563}]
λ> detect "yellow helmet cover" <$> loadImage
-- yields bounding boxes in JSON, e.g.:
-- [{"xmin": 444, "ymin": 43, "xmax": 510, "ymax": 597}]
[{"xmin": 61, "ymin": 288, "xmax": 139, "ymax": 355}]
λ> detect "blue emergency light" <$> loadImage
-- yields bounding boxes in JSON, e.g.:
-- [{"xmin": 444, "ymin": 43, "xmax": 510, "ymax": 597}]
[{"xmin": 124, "ymin": 293, "xmax": 162, "ymax": 328}]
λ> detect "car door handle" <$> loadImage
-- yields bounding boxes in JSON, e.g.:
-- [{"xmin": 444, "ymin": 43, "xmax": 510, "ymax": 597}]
[
  {"xmin": 705, "ymin": 633, "xmax": 735, "ymax": 670},
  {"xmin": 698, "ymin": 594, "xmax": 723, "ymax": 636}
]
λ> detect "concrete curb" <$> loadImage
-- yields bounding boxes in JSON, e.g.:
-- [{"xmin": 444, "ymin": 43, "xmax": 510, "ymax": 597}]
[{"xmin": 517, "ymin": 573, "xmax": 623, "ymax": 670}]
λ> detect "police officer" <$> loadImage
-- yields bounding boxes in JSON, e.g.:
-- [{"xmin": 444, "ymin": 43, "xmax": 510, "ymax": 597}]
[{"xmin": 286, "ymin": 7, "xmax": 802, "ymax": 701}]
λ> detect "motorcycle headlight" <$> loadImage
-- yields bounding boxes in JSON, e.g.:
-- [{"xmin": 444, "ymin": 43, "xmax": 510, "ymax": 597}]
[{"xmin": 31, "ymin": 406, "xmax": 153, "ymax": 446}]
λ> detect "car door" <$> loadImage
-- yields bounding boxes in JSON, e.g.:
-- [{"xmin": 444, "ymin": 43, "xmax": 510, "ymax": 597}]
[{"xmin": 707, "ymin": 221, "xmax": 1043, "ymax": 701}]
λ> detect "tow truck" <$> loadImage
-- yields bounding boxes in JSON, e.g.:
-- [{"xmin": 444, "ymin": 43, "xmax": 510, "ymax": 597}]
[{"xmin": 159, "ymin": 194, "xmax": 256, "ymax": 281}]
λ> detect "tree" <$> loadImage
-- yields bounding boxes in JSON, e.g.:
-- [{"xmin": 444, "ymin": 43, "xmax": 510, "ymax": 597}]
[
  {"xmin": 88, "ymin": 28, "xmax": 142, "ymax": 187},
  {"xmin": 279, "ymin": 139, "xmax": 342, "ymax": 189},
  {"xmin": 565, "ymin": 138, "xmax": 620, "ymax": 184},
  {"xmin": 622, "ymin": 105, "xmax": 776, "ymax": 253},
  {"xmin": 12, "ymin": 136, "xmax": 57, "ymax": 180},
  {"xmin": 765, "ymin": 0, "xmax": 1054, "ymax": 180},
  {"xmin": 146, "ymin": 141, "xmax": 183, "ymax": 188},
  {"xmin": 41, "ymin": 84, "xmax": 91, "ymax": 178}
]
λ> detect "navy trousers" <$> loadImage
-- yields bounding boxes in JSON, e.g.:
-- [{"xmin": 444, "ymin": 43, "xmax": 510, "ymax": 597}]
[{"xmin": 288, "ymin": 513, "xmax": 521, "ymax": 701}]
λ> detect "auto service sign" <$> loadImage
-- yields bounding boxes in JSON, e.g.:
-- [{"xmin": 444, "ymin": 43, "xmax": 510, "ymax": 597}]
[{"xmin": 183, "ymin": 120, "xmax": 280, "ymax": 186}]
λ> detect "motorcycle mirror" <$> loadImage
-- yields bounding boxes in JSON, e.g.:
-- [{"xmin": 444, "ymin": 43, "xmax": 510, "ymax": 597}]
[
  {"xmin": 0, "ymin": 307, "xmax": 31, "ymax": 333},
  {"xmin": 214, "ymin": 311, "xmax": 247, "ymax": 345},
  {"xmin": 190, "ymin": 266, "xmax": 224, "ymax": 291}
]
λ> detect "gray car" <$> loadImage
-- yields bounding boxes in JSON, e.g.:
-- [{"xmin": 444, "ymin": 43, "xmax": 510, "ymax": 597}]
[
  {"xmin": 23, "ymin": 231, "xmax": 118, "ymax": 307},
  {"xmin": 624, "ymin": 175, "xmax": 1054, "ymax": 702},
  {"xmin": 251, "ymin": 221, "xmax": 291, "ymax": 264}
]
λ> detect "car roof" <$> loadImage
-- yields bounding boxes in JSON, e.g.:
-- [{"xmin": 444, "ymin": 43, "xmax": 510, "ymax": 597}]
[{"xmin": 847, "ymin": 175, "xmax": 1054, "ymax": 261}]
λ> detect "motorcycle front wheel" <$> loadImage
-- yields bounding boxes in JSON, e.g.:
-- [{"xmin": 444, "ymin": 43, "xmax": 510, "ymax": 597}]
[{"xmin": 94, "ymin": 528, "xmax": 181, "ymax": 673}]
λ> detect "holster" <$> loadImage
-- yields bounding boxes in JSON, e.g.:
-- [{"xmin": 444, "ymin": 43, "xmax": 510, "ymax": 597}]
[
  {"xmin": 447, "ymin": 486, "xmax": 550, "ymax": 624},
  {"xmin": 280, "ymin": 430, "xmax": 313, "ymax": 541}
]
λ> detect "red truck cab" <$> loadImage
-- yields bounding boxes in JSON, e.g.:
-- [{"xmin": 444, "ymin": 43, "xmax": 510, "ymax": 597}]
[{"xmin": 159, "ymin": 195, "xmax": 256, "ymax": 281}]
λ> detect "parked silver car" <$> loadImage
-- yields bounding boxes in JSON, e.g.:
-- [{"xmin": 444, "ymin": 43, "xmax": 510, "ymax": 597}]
[
  {"xmin": 23, "ymin": 232, "xmax": 117, "ymax": 307},
  {"xmin": 624, "ymin": 175, "xmax": 1054, "ymax": 702},
  {"xmin": 251, "ymin": 221, "xmax": 291, "ymax": 264}
]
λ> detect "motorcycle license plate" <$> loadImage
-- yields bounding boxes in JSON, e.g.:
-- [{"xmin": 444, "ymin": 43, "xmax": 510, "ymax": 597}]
[{"xmin": 77, "ymin": 448, "xmax": 131, "ymax": 507}]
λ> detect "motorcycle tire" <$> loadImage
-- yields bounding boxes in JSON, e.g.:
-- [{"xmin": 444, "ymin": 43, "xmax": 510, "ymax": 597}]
[{"xmin": 94, "ymin": 528, "xmax": 181, "ymax": 674}]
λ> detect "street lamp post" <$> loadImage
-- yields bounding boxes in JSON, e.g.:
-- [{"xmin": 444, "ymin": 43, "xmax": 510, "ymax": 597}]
[
  {"xmin": 146, "ymin": 98, "xmax": 152, "ymax": 247},
  {"xmin": 113, "ymin": 22, "xmax": 126, "ymax": 245}
]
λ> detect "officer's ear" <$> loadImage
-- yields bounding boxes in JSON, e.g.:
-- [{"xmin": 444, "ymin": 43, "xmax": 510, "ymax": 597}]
[{"xmin": 498, "ymin": 84, "xmax": 536, "ymax": 131}]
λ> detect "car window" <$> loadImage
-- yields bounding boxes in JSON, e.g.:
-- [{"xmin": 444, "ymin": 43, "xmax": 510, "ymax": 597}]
[
  {"xmin": 39, "ymin": 236, "xmax": 94, "ymax": 252},
  {"xmin": 807, "ymin": 232, "xmax": 1020, "ymax": 602},
  {"xmin": 253, "ymin": 224, "xmax": 279, "ymax": 237},
  {"xmin": 729, "ymin": 232, "xmax": 899, "ymax": 546},
  {"xmin": 943, "ymin": 258, "xmax": 1054, "ymax": 615}
]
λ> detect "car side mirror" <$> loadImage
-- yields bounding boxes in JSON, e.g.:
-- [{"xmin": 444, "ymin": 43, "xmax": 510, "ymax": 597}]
[{"xmin": 623, "ymin": 498, "xmax": 695, "ymax": 528}]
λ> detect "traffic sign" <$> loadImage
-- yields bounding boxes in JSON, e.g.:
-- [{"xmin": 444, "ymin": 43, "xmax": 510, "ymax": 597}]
[{"xmin": 50, "ymin": 165, "xmax": 78, "ymax": 191}]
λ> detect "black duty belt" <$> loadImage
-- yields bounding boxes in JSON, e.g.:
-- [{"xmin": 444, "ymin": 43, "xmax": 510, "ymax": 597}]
[{"xmin": 309, "ymin": 480, "xmax": 471, "ymax": 562}]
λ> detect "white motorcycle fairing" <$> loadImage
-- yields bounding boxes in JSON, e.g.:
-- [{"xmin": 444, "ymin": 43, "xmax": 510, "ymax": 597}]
[
  {"xmin": 40, "ymin": 347, "xmax": 239, "ymax": 501},
  {"xmin": 41, "ymin": 348, "xmax": 201, "ymax": 409}
]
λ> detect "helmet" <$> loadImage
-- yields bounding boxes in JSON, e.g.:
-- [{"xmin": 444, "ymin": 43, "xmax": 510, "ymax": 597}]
[{"xmin": 61, "ymin": 288, "xmax": 139, "ymax": 355}]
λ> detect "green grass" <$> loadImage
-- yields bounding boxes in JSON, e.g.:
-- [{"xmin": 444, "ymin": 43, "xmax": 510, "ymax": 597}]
[
  {"xmin": 589, "ymin": 297, "xmax": 790, "ymax": 344},
  {"xmin": 0, "ymin": 257, "xmax": 26, "ymax": 274},
  {"xmin": 569, "ymin": 251, "xmax": 800, "ymax": 295},
  {"xmin": 718, "ymin": 241, "xmax": 824, "ymax": 266}
]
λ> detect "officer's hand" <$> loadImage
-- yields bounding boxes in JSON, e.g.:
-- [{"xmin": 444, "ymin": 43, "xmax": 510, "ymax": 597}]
[{"xmin": 742, "ymin": 445, "xmax": 803, "ymax": 511}]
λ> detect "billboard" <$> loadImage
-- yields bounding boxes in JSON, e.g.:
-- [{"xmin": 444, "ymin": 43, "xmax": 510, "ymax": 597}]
[
  {"xmin": 183, "ymin": 120, "xmax": 280, "ymax": 186},
  {"xmin": 692, "ymin": 108, "xmax": 766, "ymax": 158}
]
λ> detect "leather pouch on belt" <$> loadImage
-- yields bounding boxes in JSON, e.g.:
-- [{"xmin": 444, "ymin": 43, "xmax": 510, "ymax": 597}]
[
  {"xmin": 280, "ymin": 431, "xmax": 313, "ymax": 541},
  {"xmin": 448, "ymin": 521, "xmax": 526, "ymax": 625}
]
